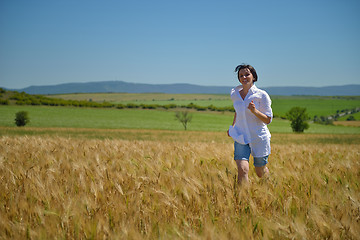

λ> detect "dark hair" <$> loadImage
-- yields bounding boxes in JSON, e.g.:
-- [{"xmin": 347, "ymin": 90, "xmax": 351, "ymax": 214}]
[{"xmin": 234, "ymin": 64, "xmax": 258, "ymax": 82}]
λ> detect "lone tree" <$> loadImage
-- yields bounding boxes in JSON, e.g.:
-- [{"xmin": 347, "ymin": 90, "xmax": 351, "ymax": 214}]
[
  {"xmin": 286, "ymin": 107, "xmax": 309, "ymax": 133},
  {"xmin": 15, "ymin": 111, "xmax": 30, "ymax": 127},
  {"xmin": 175, "ymin": 111, "xmax": 192, "ymax": 130}
]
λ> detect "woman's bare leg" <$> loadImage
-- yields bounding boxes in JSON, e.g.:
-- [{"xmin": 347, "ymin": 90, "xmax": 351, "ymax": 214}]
[
  {"xmin": 236, "ymin": 160, "xmax": 249, "ymax": 184},
  {"xmin": 255, "ymin": 166, "xmax": 269, "ymax": 178}
]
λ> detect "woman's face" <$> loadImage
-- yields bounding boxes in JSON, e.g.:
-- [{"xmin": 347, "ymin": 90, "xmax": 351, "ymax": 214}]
[{"xmin": 238, "ymin": 68, "xmax": 254, "ymax": 86}]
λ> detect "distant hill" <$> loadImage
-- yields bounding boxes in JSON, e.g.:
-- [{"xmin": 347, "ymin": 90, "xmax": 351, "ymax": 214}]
[
  {"xmin": 263, "ymin": 85, "xmax": 360, "ymax": 96},
  {"xmin": 5, "ymin": 81, "xmax": 360, "ymax": 96}
]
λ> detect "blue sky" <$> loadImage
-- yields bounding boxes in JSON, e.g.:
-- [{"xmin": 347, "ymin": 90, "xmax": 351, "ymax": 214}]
[{"xmin": 1, "ymin": 0, "xmax": 359, "ymax": 89}]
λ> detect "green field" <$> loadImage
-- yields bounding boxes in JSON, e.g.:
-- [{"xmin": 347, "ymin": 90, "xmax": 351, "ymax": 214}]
[
  {"xmin": 1, "ymin": 105, "xmax": 359, "ymax": 134},
  {"xmin": 0, "ymin": 105, "xmax": 232, "ymax": 131},
  {"xmin": 338, "ymin": 111, "xmax": 360, "ymax": 121},
  {"xmin": 49, "ymin": 93, "xmax": 360, "ymax": 118},
  {"xmin": 271, "ymin": 95, "xmax": 360, "ymax": 118}
]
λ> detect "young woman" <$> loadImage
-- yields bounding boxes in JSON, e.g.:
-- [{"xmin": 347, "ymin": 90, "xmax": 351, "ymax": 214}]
[{"xmin": 227, "ymin": 64, "xmax": 273, "ymax": 184}]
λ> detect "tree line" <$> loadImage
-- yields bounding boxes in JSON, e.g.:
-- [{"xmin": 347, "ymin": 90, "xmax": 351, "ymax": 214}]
[{"xmin": 0, "ymin": 89, "xmax": 234, "ymax": 112}]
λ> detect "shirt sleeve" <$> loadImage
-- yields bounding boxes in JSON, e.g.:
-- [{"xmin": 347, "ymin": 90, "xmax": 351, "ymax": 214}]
[{"xmin": 260, "ymin": 92, "xmax": 273, "ymax": 124}]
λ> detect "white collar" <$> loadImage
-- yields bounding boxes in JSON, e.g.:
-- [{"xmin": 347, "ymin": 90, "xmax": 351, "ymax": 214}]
[{"xmin": 235, "ymin": 84, "xmax": 258, "ymax": 93}]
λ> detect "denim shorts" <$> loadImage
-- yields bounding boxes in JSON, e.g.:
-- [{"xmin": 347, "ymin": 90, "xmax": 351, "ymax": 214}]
[{"xmin": 234, "ymin": 141, "xmax": 268, "ymax": 167}]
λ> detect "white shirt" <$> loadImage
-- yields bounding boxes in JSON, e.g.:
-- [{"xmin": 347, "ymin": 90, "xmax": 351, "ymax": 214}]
[{"xmin": 229, "ymin": 84, "xmax": 273, "ymax": 157}]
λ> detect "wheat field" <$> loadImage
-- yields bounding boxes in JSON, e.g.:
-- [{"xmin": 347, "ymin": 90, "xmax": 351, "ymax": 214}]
[{"xmin": 0, "ymin": 133, "xmax": 359, "ymax": 239}]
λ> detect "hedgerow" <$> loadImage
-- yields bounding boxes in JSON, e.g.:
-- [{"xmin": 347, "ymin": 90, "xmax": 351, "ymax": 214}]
[{"xmin": 1, "ymin": 90, "xmax": 235, "ymax": 112}]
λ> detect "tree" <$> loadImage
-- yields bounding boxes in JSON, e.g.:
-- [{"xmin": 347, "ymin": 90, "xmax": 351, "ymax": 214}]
[
  {"xmin": 15, "ymin": 111, "xmax": 30, "ymax": 127},
  {"xmin": 286, "ymin": 107, "xmax": 309, "ymax": 133},
  {"xmin": 175, "ymin": 111, "xmax": 192, "ymax": 130}
]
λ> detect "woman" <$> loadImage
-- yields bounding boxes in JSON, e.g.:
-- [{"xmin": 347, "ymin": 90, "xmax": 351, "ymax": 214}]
[{"xmin": 227, "ymin": 64, "xmax": 273, "ymax": 184}]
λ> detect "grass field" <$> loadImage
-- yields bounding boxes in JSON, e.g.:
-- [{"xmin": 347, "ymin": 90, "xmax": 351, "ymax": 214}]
[
  {"xmin": 271, "ymin": 96, "xmax": 360, "ymax": 118},
  {"xmin": 1, "ymin": 132, "xmax": 359, "ymax": 239},
  {"xmin": 0, "ymin": 105, "xmax": 232, "ymax": 132},
  {"xmin": 48, "ymin": 93, "xmax": 360, "ymax": 118},
  {"xmin": 1, "ymin": 105, "xmax": 360, "ymax": 134},
  {"xmin": 338, "ymin": 111, "xmax": 360, "ymax": 121}
]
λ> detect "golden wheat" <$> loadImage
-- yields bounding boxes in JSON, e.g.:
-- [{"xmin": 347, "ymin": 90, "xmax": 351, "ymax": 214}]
[{"xmin": 0, "ymin": 133, "xmax": 359, "ymax": 239}]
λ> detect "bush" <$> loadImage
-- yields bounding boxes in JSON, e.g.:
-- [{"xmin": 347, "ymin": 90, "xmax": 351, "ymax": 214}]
[
  {"xmin": 162, "ymin": 104, "xmax": 177, "ymax": 110},
  {"xmin": 313, "ymin": 115, "xmax": 333, "ymax": 125},
  {"xmin": 194, "ymin": 105, "xmax": 207, "ymax": 111},
  {"xmin": 126, "ymin": 103, "xmax": 139, "ymax": 108},
  {"xmin": 207, "ymin": 105, "xmax": 217, "ymax": 111},
  {"xmin": 140, "ymin": 104, "xmax": 158, "ymax": 109},
  {"xmin": 15, "ymin": 111, "xmax": 30, "ymax": 127},
  {"xmin": 116, "ymin": 104, "xmax": 125, "ymax": 109},
  {"xmin": 346, "ymin": 115, "xmax": 355, "ymax": 121},
  {"xmin": 286, "ymin": 107, "xmax": 310, "ymax": 133},
  {"xmin": 0, "ymin": 99, "xmax": 9, "ymax": 105},
  {"xmin": 186, "ymin": 103, "xmax": 195, "ymax": 109}
]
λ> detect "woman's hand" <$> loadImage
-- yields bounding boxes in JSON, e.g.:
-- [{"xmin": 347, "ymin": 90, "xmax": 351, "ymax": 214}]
[
  {"xmin": 248, "ymin": 100, "xmax": 256, "ymax": 113},
  {"xmin": 248, "ymin": 100, "xmax": 271, "ymax": 124}
]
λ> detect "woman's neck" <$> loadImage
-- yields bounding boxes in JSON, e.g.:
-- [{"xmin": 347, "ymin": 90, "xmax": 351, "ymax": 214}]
[
  {"xmin": 242, "ymin": 83, "xmax": 253, "ymax": 92},
  {"xmin": 240, "ymin": 84, "xmax": 253, "ymax": 100}
]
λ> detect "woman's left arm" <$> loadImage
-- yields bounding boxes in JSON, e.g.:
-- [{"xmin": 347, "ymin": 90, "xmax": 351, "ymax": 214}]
[{"xmin": 248, "ymin": 100, "xmax": 272, "ymax": 124}]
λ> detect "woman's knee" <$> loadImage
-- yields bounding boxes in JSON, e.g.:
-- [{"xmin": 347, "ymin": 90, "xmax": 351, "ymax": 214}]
[
  {"xmin": 236, "ymin": 160, "xmax": 249, "ymax": 175},
  {"xmin": 255, "ymin": 166, "xmax": 268, "ymax": 178}
]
